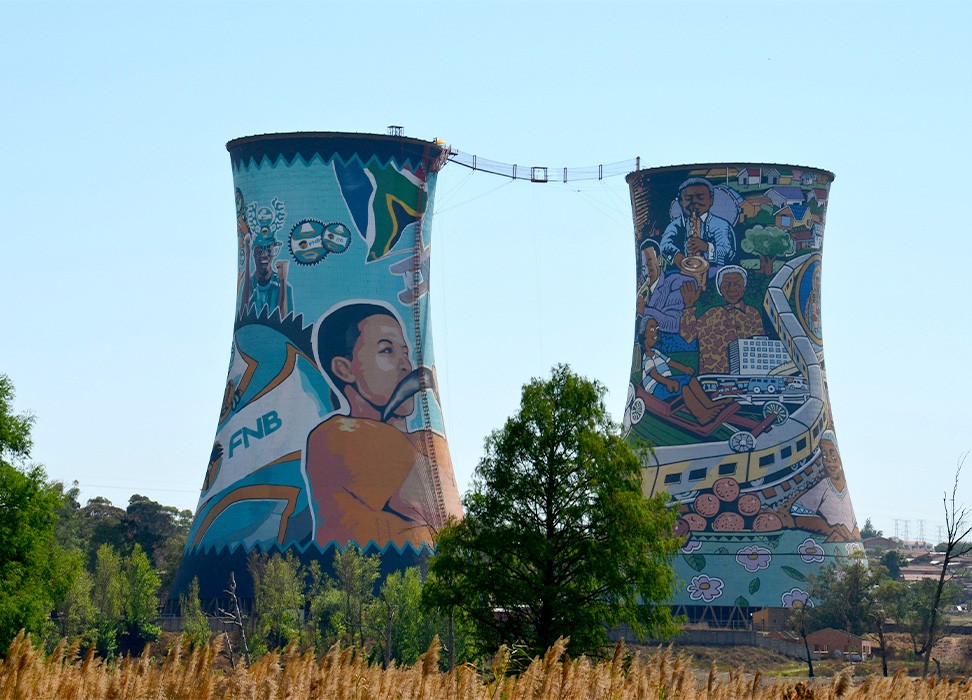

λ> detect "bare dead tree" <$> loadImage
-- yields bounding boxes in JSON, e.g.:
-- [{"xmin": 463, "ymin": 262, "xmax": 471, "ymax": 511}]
[
  {"xmin": 217, "ymin": 572, "xmax": 252, "ymax": 668},
  {"xmin": 921, "ymin": 455, "xmax": 972, "ymax": 677}
]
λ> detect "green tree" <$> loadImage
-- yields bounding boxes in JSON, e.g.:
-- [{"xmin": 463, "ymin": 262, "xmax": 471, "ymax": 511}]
[
  {"xmin": 55, "ymin": 566, "xmax": 96, "ymax": 644},
  {"xmin": 180, "ymin": 577, "xmax": 211, "ymax": 649},
  {"xmin": 901, "ymin": 577, "xmax": 961, "ymax": 666},
  {"xmin": 120, "ymin": 543, "xmax": 161, "ymax": 655},
  {"xmin": 306, "ymin": 560, "xmax": 342, "ymax": 653},
  {"xmin": 124, "ymin": 494, "xmax": 192, "ymax": 594},
  {"xmin": 80, "ymin": 497, "xmax": 128, "ymax": 566},
  {"xmin": 371, "ymin": 567, "xmax": 434, "ymax": 668},
  {"xmin": 425, "ymin": 365, "xmax": 680, "ymax": 660},
  {"xmin": 807, "ymin": 559, "xmax": 879, "ymax": 636},
  {"xmin": 740, "ymin": 225, "xmax": 793, "ymax": 275},
  {"xmin": 0, "ymin": 375, "xmax": 78, "ymax": 650},
  {"xmin": 332, "ymin": 545, "xmax": 380, "ymax": 649},
  {"xmin": 249, "ymin": 553, "xmax": 305, "ymax": 654},
  {"xmin": 91, "ymin": 544, "xmax": 124, "ymax": 657},
  {"xmin": 860, "ymin": 518, "xmax": 882, "ymax": 539},
  {"xmin": 871, "ymin": 579, "xmax": 908, "ymax": 676},
  {"xmin": 880, "ymin": 550, "xmax": 907, "ymax": 580}
]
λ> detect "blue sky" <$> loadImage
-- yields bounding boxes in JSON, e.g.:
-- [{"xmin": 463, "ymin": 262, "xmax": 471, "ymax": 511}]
[{"xmin": 2, "ymin": 1, "xmax": 970, "ymax": 543}]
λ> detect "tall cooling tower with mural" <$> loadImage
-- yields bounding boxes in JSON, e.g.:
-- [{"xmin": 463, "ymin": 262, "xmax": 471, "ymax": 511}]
[
  {"xmin": 171, "ymin": 132, "xmax": 462, "ymax": 603},
  {"xmin": 622, "ymin": 164, "xmax": 862, "ymax": 624}
]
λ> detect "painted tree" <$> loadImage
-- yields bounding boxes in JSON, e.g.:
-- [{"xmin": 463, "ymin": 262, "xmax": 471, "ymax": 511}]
[
  {"xmin": 741, "ymin": 225, "xmax": 793, "ymax": 275},
  {"xmin": 425, "ymin": 365, "xmax": 680, "ymax": 660}
]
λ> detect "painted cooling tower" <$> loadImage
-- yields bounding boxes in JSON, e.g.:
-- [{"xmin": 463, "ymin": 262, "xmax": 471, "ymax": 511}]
[
  {"xmin": 623, "ymin": 164, "xmax": 861, "ymax": 622},
  {"xmin": 171, "ymin": 132, "xmax": 462, "ymax": 602}
]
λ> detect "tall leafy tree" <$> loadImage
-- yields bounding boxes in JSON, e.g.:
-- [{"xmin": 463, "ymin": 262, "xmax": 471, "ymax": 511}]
[
  {"xmin": 179, "ymin": 577, "xmax": 211, "ymax": 649},
  {"xmin": 807, "ymin": 559, "xmax": 879, "ymax": 636},
  {"xmin": 371, "ymin": 567, "xmax": 433, "ymax": 668},
  {"xmin": 91, "ymin": 544, "xmax": 124, "ymax": 657},
  {"xmin": 249, "ymin": 552, "xmax": 305, "ymax": 654},
  {"xmin": 332, "ymin": 545, "xmax": 380, "ymax": 649},
  {"xmin": 425, "ymin": 365, "xmax": 680, "ymax": 659},
  {"xmin": 0, "ymin": 374, "xmax": 78, "ymax": 650},
  {"xmin": 123, "ymin": 495, "xmax": 192, "ymax": 594},
  {"xmin": 120, "ymin": 543, "xmax": 161, "ymax": 655}
]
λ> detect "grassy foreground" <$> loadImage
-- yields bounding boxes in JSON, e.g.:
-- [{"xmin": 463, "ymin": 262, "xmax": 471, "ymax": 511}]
[{"xmin": 2, "ymin": 632, "xmax": 971, "ymax": 700}]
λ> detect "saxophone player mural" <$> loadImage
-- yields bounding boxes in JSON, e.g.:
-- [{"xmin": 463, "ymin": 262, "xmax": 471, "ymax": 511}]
[
  {"xmin": 623, "ymin": 164, "xmax": 862, "ymax": 621},
  {"xmin": 171, "ymin": 133, "xmax": 462, "ymax": 602}
]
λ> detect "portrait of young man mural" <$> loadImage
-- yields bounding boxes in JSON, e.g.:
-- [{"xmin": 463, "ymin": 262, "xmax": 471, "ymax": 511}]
[
  {"xmin": 307, "ymin": 301, "xmax": 454, "ymax": 549},
  {"xmin": 171, "ymin": 134, "xmax": 461, "ymax": 604}
]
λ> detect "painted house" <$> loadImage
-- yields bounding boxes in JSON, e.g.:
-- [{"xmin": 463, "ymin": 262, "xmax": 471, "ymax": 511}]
[
  {"xmin": 765, "ymin": 168, "xmax": 781, "ymax": 185},
  {"xmin": 736, "ymin": 168, "xmax": 763, "ymax": 186},
  {"xmin": 740, "ymin": 196, "xmax": 774, "ymax": 221},
  {"xmin": 766, "ymin": 186, "xmax": 805, "ymax": 209},
  {"xmin": 806, "ymin": 188, "xmax": 829, "ymax": 204},
  {"xmin": 775, "ymin": 204, "xmax": 813, "ymax": 230},
  {"xmin": 791, "ymin": 228, "xmax": 818, "ymax": 251}
]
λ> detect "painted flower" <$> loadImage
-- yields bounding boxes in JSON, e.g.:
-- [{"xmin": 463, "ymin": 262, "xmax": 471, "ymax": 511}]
[
  {"xmin": 798, "ymin": 537, "xmax": 825, "ymax": 563},
  {"xmin": 681, "ymin": 539, "xmax": 702, "ymax": 554},
  {"xmin": 844, "ymin": 542, "xmax": 865, "ymax": 558},
  {"xmin": 687, "ymin": 575, "xmax": 724, "ymax": 603},
  {"xmin": 782, "ymin": 587, "xmax": 814, "ymax": 608},
  {"xmin": 735, "ymin": 545, "xmax": 772, "ymax": 572}
]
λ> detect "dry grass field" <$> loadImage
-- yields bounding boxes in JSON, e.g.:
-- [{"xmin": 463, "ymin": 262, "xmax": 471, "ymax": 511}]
[{"xmin": 3, "ymin": 632, "xmax": 972, "ymax": 700}]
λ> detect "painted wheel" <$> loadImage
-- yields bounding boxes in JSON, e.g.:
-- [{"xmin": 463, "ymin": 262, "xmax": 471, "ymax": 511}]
[
  {"xmin": 763, "ymin": 401, "xmax": 789, "ymax": 425},
  {"xmin": 752, "ymin": 386, "xmax": 762, "ymax": 394},
  {"xmin": 630, "ymin": 398, "xmax": 645, "ymax": 425},
  {"xmin": 729, "ymin": 431, "xmax": 757, "ymax": 453},
  {"xmin": 767, "ymin": 385, "xmax": 777, "ymax": 394}
]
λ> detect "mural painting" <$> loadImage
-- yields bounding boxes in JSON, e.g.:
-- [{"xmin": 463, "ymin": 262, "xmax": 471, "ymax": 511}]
[
  {"xmin": 623, "ymin": 164, "xmax": 862, "ymax": 613},
  {"xmin": 172, "ymin": 133, "xmax": 462, "ymax": 601}
]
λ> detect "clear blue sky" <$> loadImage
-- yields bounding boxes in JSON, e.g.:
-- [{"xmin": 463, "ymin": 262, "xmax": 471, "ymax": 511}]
[{"xmin": 2, "ymin": 1, "xmax": 969, "ymax": 544}]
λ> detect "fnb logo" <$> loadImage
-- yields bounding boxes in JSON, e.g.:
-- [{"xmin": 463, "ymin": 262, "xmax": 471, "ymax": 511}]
[{"xmin": 228, "ymin": 411, "xmax": 282, "ymax": 458}]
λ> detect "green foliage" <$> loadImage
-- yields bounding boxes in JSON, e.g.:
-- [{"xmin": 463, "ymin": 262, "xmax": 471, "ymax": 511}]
[
  {"xmin": 249, "ymin": 552, "xmax": 306, "ymax": 655},
  {"xmin": 860, "ymin": 517, "xmax": 882, "ymax": 539},
  {"xmin": 332, "ymin": 544, "xmax": 380, "ymax": 649},
  {"xmin": 89, "ymin": 543, "xmax": 162, "ymax": 657},
  {"xmin": 0, "ymin": 375, "xmax": 80, "ymax": 651},
  {"xmin": 741, "ymin": 225, "xmax": 793, "ymax": 258},
  {"xmin": 55, "ymin": 566, "xmax": 96, "ymax": 643},
  {"xmin": 370, "ymin": 567, "xmax": 434, "ymax": 667},
  {"xmin": 0, "ymin": 375, "xmax": 33, "ymax": 461},
  {"xmin": 880, "ymin": 550, "xmax": 907, "ymax": 579},
  {"xmin": 306, "ymin": 560, "xmax": 343, "ymax": 653},
  {"xmin": 125, "ymin": 495, "xmax": 192, "ymax": 593},
  {"xmin": 92, "ymin": 544, "xmax": 124, "ymax": 657},
  {"xmin": 61, "ymin": 491, "xmax": 191, "ymax": 594},
  {"xmin": 806, "ymin": 560, "xmax": 884, "ymax": 636},
  {"xmin": 901, "ymin": 577, "xmax": 961, "ymax": 657},
  {"xmin": 180, "ymin": 577, "xmax": 211, "ymax": 649},
  {"xmin": 120, "ymin": 544, "xmax": 161, "ymax": 654},
  {"xmin": 425, "ymin": 365, "xmax": 680, "ymax": 660}
]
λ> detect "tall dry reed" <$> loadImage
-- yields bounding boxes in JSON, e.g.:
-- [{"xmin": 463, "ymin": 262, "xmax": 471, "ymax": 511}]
[{"xmin": 3, "ymin": 631, "xmax": 972, "ymax": 700}]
